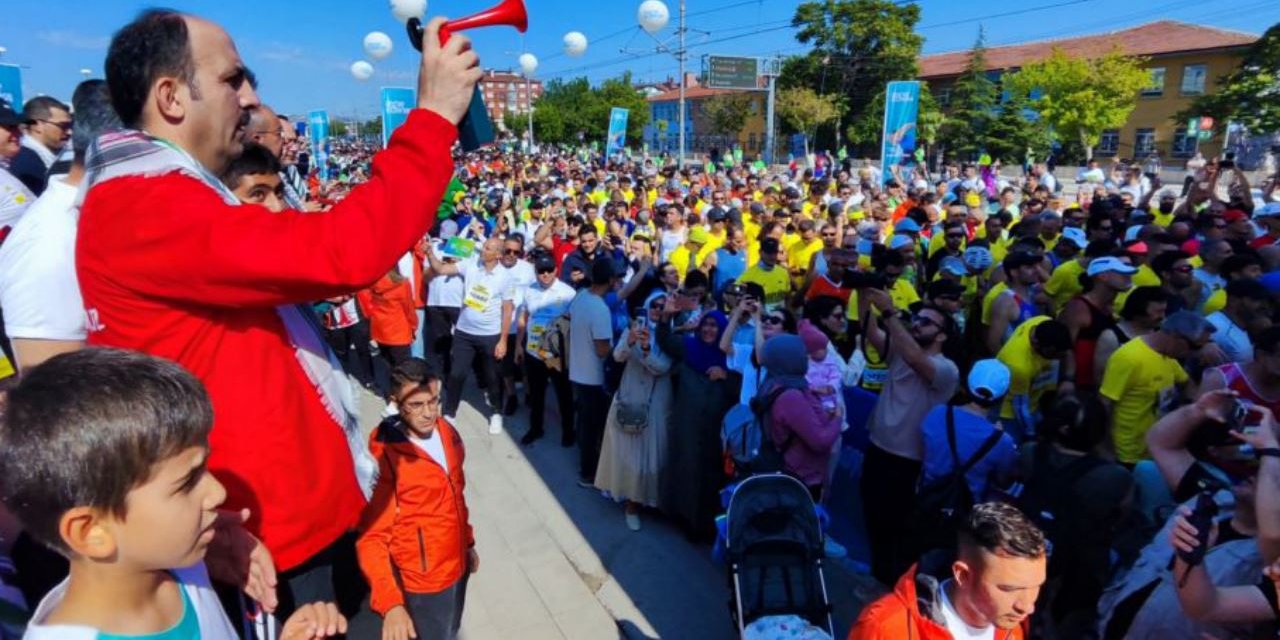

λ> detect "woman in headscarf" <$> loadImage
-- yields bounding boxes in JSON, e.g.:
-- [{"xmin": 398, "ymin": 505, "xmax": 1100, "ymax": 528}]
[
  {"xmin": 658, "ymin": 305, "xmax": 737, "ymax": 541},
  {"xmin": 594, "ymin": 291, "xmax": 675, "ymax": 532},
  {"xmin": 760, "ymin": 334, "xmax": 843, "ymax": 500}
]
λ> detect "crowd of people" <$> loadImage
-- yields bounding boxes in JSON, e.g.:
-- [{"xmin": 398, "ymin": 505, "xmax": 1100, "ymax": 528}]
[{"xmin": 3, "ymin": 6, "xmax": 1280, "ymax": 640}]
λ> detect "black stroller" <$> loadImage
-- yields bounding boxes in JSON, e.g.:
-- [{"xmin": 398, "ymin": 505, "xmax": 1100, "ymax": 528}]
[{"xmin": 725, "ymin": 473, "xmax": 835, "ymax": 638}]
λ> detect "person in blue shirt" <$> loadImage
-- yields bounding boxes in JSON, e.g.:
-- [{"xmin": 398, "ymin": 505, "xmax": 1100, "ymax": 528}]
[{"xmin": 919, "ymin": 358, "xmax": 1019, "ymax": 503}]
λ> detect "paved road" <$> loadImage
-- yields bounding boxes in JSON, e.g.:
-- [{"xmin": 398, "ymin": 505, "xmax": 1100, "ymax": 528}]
[{"xmin": 356, "ymin": 384, "xmax": 883, "ymax": 639}]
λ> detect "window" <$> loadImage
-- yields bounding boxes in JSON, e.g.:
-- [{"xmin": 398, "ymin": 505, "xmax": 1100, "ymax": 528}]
[
  {"xmin": 748, "ymin": 132, "xmax": 757, "ymax": 151},
  {"xmin": 1180, "ymin": 64, "xmax": 1207, "ymax": 95},
  {"xmin": 1097, "ymin": 129, "xmax": 1120, "ymax": 156},
  {"xmin": 1135, "ymin": 128, "xmax": 1156, "ymax": 156},
  {"xmin": 1171, "ymin": 133, "xmax": 1198, "ymax": 158},
  {"xmin": 936, "ymin": 87, "xmax": 951, "ymax": 107},
  {"xmin": 1142, "ymin": 67, "xmax": 1165, "ymax": 96}
]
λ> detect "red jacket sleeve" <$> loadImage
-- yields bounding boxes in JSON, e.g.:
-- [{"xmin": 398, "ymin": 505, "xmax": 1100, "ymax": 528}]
[
  {"xmin": 79, "ymin": 110, "xmax": 457, "ymax": 309},
  {"xmin": 355, "ymin": 443, "xmax": 405, "ymax": 615}
]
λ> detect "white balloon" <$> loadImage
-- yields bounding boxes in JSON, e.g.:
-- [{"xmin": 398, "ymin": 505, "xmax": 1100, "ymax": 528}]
[
  {"xmin": 637, "ymin": 0, "xmax": 670, "ymax": 34},
  {"xmin": 350, "ymin": 60, "xmax": 374, "ymax": 81},
  {"xmin": 518, "ymin": 53, "xmax": 538, "ymax": 77},
  {"xmin": 363, "ymin": 32, "xmax": 393, "ymax": 60},
  {"xmin": 390, "ymin": 0, "xmax": 427, "ymax": 25},
  {"xmin": 563, "ymin": 31, "xmax": 588, "ymax": 57}
]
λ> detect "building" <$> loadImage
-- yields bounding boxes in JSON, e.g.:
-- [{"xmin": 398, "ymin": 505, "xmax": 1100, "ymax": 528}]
[
  {"xmin": 478, "ymin": 69, "xmax": 543, "ymax": 128},
  {"xmin": 918, "ymin": 20, "xmax": 1257, "ymax": 160},
  {"xmin": 643, "ymin": 76, "xmax": 769, "ymax": 157}
]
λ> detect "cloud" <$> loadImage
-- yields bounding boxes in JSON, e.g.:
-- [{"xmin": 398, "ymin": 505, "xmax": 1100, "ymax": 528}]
[
  {"xmin": 260, "ymin": 42, "xmax": 309, "ymax": 64},
  {"xmin": 36, "ymin": 30, "xmax": 110, "ymax": 50}
]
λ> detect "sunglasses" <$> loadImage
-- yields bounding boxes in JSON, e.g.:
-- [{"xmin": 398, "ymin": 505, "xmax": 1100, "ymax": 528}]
[
  {"xmin": 503, "ymin": 249, "xmax": 523, "ymax": 256},
  {"xmin": 536, "ymin": 267, "xmax": 556, "ymax": 274},
  {"xmin": 763, "ymin": 315, "xmax": 785, "ymax": 326},
  {"xmin": 911, "ymin": 313, "xmax": 941, "ymax": 329},
  {"xmin": 38, "ymin": 119, "xmax": 73, "ymax": 132}
]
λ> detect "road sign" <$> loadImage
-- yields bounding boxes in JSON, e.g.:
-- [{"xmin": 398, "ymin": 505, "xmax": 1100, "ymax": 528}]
[{"xmin": 704, "ymin": 55, "xmax": 759, "ymax": 90}]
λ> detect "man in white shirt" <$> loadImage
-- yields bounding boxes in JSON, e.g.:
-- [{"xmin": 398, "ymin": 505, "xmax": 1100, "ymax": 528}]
[
  {"xmin": 568, "ymin": 259, "xmax": 617, "ymax": 486},
  {"xmin": 516, "ymin": 253, "xmax": 577, "ymax": 445},
  {"xmin": 1206, "ymin": 278, "xmax": 1269, "ymax": 363},
  {"xmin": 426, "ymin": 236, "xmax": 517, "ymax": 435},
  {"xmin": 424, "ymin": 221, "xmax": 465, "ymax": 378},
  {"xmin": 497, "ymin": 233, "xmax": 536, "ymax": 416},
  {"xmin": 0, "ymin": 80, "xmax": 120, "ymax": 373},
  {"xmin": 10, "ymin": 96, "xmax": 71, "ymax": 196}
]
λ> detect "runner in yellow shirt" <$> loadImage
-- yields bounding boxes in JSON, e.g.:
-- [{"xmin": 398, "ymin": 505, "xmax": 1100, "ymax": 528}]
[
  {"xmin": 996, "ymin": 316, "xmax": 1071, "ymax": 441},
  {"xmin": 669, "ymin": 227, "xmax": 708, "ymax": 281},
  {"xmin": 738, "ymin": 237, "xmax": 792, "ymax": 310}
]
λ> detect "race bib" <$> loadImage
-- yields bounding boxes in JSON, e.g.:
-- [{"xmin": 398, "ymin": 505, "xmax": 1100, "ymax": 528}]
[
  {"xmin": 860, "ymin": 363, "xmax": 889, "ymax": 390},
  {"xmin": 464, "ymin": 283, "xmax": 492, "ymax": 312}
]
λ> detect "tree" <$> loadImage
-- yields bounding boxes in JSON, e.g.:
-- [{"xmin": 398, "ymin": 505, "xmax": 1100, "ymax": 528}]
[
  {"xmin": 937, "ymin": 28, "xmax": 998, "ymax": 162},
  {"xmin": 1005, "ymin": 47, "xmax": 1149, "ymax": 161},
  {"xmin": 529, "ymin": 73, "xmax": 650, "ymax": 147},
  {"xmin": 786, "ymin": 0, "xmax": 923, "ymax": 153},
  {"xmin": 845, "ymin": 83, "xmax": 944, "ymax": 156},
  {"xmin": 697, "ymin": 93, "xmax": 755, "ymax": 149},
  {"xmin": 776, "ymin": 87, "xmax": 841, "ymax": 156},
  {"xmin": 1176, "ymin": 22, "xmax": 1280, "ymax": 135},
  {"xmin": 984, "ymin": 90, "xmax": 1052, "ymax": 166},
  {"xmin": 330, "ymin": 120, "xmax": 349, "ymax": 137}
]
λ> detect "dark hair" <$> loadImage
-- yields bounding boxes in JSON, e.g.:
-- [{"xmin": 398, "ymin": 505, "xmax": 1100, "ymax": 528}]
[
  {"xmin": 22, "ymin": 96, "xmax": 68, "ymax": 121},
  {"xmin": 1255, "ymin": 326, "xmax": 1280, "ymax": 355},
  {"xmin": 219, "ymin": 142, "xmax": 281, "ymax": 190},
  {"xmin": 1084, "ymin": 240, "xmax": 1114, "ymax": 259},
  {"xmin": 683, "ymin": 269, "xmax": 709, "ymax": 291},
  {"xmin": 389, "ymin": 358, "xmax": 439, "ymax": 396},
  {"xmin": 803, "ymin": 296, "xmax": 845, "ymax": 336},
  {"xmin": 1119, "ymin": 286, "xmax": 1167, "ymax": 321},
  {"xmin": 70, "ymin": 80, "xmax": 123, "ymax": 164},
  {"xmin": 1151, "ymin": 250, "xmax": 1191, "ymax": 275},
  {"xmin": 1041, "ymin": 392, "xmax": 1108, "ymax": 453},
  {"xmin": 105, "ymin": 8, "xmax": 199, "ymax": 128},
  {"xmin": 0, "ymin": 348, "xmax": 213, "ymax": 553},
  {"xmin": 1221, "ymin": 253, "xmax": 1262, "ymax": 279},
  {"xmin": 958, "ymin": 502, "xmax": 1047, "ymax": 560},
  {"xmin": 578, "ymin": 224, "xmax": 598, "ymax": 239},
  {"xmin": 1032, "ymin": 320, "xmax": 1072, "ymax": 354}
]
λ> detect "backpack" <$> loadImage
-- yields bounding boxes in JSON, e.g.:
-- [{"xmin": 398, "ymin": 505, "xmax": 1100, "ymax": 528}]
[
  {"xmin": 1016, "ymin": 445, "xmax": 1105, "ymax": 576},
  {"xmin": 542, "ymin": 314, "xmax": 572, "ymax": 372},
  {"xmin": 722, "ymin": 385, "xmax": 793, "ymax": 478},
  {"xmin": 909, "ymin": 406, "xmax": 1003, "ymax": 555}
]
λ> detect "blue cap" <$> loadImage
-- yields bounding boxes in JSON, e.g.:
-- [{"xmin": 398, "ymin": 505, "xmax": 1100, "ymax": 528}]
[
  {"xmin": 963, "ymin": 246, "xmax": 993, "ymax": 271},
  {"xmin": 939, "ymin": 256, "xmax": 968, "ymax": 277},
  {"xmin": 1257, "ymin": 202, "xmax": 1280, "ymax": 219},
  {"xmin": 968, "ymin": 359, "xmax": 1011, "ymax": 400},
  {"xmin": 1061, "ymin": 227, "xmax": 1088, "ymax": 249},
  {"xmin": 890, "ymin": 235, "xmax": 914, "ymax": 250},
  {"xmin": 895, "ymin": 218, "xmax": 921, "ymax": 234},
  {"xmin": 1087, "ymin": 256, "xmax": 1138, "ymax": 277},
  {"xmin": 856, "ymin": 239, "xmax": 875, "ymax": 255}
]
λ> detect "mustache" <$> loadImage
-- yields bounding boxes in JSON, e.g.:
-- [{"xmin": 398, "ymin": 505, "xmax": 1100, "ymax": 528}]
[{"xmin": 237, "ymin": 110, "xmax": 251, "ymax": 128}]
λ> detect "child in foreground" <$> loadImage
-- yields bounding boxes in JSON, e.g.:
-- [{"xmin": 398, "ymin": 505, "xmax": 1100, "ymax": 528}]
[
  {"xmin": 0, "ymin": 348, "xmax": 345, "ymax": 639},
  {"xmin": 352, "ymin": 358, "xmax": 477, "ymax": 640}
]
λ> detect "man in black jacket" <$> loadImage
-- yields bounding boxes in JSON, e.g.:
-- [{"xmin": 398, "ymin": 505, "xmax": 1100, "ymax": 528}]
[{"xmin": 10, "ymin": 97, "xmax": 71, "ymax": 195}]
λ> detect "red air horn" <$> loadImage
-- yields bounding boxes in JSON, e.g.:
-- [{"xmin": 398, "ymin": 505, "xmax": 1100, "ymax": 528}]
[{"xmin": 406, "ymin": 0, "xmax": 529, "ymax": 150}]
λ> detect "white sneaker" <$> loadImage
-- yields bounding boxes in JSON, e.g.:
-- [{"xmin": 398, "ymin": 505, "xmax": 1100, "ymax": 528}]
[
  {"xmin": 625, "ymin": 512, "xmax": 641, "ymax": 532},
  {"xmin": 488, "ymin": 414, "xmax": 503, "ymax": 435}
]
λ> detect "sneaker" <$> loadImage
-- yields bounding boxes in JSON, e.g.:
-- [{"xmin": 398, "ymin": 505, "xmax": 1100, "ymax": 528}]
[
  {"xmin": 576, "ymin": 478, "xmax": 595, "ymax": 489},
  {"xmin": 488, "ymin": 414, "xmax": 503, "ymax": 435},
  {"xmin": 824, "ymin": 537, "xmax": 847, "ymax": 559},
  {"xmin": 520, "ymin": 429, "xmax": 544, "ymax": 445},
  {"xmin": 625, "ymin": 512, "xmax": 641, "ymax": 532}
]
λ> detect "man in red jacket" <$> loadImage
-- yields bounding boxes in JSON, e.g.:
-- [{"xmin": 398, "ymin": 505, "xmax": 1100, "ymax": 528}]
[{"xmin": 76, "ymin": 8, "xmax": 481, "ymax": 616}]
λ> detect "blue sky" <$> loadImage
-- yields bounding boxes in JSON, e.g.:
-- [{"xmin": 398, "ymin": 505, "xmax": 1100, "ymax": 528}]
[{"xmin": 1, "ymin": 0, "xmax": 1274, "ymax": 119}]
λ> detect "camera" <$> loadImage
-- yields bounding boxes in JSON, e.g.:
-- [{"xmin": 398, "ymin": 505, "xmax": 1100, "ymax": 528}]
[{"xmin": 843, "ymin": 271, "xmax": 887, "ymax": 290}]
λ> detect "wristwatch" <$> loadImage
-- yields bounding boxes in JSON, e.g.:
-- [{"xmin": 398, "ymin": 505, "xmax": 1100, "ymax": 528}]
[{"xmin": 1254, "ymin": 447, "xmax": 1280, "ymax": 459}]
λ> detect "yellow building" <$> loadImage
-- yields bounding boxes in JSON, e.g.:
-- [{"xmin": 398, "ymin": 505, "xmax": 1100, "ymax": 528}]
[
  {"xmin": 645, "ymin": 84, "xmax": 769, "ymax": 156},
  {"xmin": 918, "ymin": 20, "xmax": 1257, "ymax": 161}
]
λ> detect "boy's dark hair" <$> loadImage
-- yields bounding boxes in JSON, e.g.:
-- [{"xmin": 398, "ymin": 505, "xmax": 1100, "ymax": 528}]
[
  {"xmin": 0, "ymin": 348, "xmax": 213, "ymax": 553},
  {"xmin": 958, "ymin": 502, "xmax": 1047, "ymax": 560},
  {"xmin": 389, "ymin": 357, "xmax": 439, "ymax": 395},
  {"xmin": 220, "ymin": 142, "xmax": 281, "ymax": 191}
]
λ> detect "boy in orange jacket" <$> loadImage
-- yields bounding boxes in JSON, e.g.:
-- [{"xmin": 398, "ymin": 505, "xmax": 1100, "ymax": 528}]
[{"xmin": 354, "ymin": 358, "xmax": 477, "ymax": 640}]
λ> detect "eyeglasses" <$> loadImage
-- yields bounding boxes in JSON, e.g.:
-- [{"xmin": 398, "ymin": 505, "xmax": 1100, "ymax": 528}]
[
  {"xmin": 503, "ymin": 248, "xmax": 523, "ymax": 256},
  {"xmin": 38, "ymin": 119, "xmax": 73, "ymax": 132},
  {"xmin": 763, "ymin": 315, "xmax": 785, "ymax": 326}
]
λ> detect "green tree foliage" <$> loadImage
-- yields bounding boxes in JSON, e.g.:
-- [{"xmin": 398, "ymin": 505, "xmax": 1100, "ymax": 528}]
[
  {"xmin": 984, "ymin": 91, "xmax": 1053, "ymax": 166},
  {"xmin": 697, "ymin": 93, "xmax": 755, "ymax": 148},
  {"xmin": 776, "ymin": 87, "xmax": 841, "ymax": 156},
  {"xmin": 1176, "ymin": 22, "xmax": 1280, "ymax": 135},
  {"xmin": 1004, "ymin": 47, "xmax": 1149, "ymax": 161},
  {"xmin": 937, "ymin": 28, "xmax": 998, "ymax": 161},
  {"xmin": 785, "ymin": 0, "xmax": 923, "ymax": 153},
  {"xmin": 845, "ymin": 83, "xmax": 944, "ymax": 151},
  {"xmin": 529, "ymin": 73, "xmax": 649, "ymax": 146}
]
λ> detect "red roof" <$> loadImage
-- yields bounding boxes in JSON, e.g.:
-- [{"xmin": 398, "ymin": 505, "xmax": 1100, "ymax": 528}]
[{"xmin": 919, "ymin": 20, "xmax": 1256, "ymax": 79}]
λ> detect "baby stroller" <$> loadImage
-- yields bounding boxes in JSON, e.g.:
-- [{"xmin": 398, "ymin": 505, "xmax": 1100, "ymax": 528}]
[{"xmin": 725, "ymin": 473, "xmax": 835, "ymax": 639}]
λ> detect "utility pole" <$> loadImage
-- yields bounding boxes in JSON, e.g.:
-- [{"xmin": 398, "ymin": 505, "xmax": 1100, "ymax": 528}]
[
  {"xmin": 677, "ymin": 0, "xmax": 686, "ymax": 169},
  {"xmin": 764, "ymin": 57, "xmax": 779, "ymax": 166},
  {"xmin": 526, "ymin": 75, "xmax": 534, "ymax": 151}
]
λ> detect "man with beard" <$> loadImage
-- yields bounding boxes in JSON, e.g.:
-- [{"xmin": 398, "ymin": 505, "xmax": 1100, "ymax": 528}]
[
  {"xmin": 857, "ymin": 287, "xmax": 960, "ymax": 585},
  {"xmin": 985, "ymin": 252, "xmax": 1043, "ymax": 356},
  {"xmin": 10, "ymin": 96, "xmax": 72, "ymax": 195},
  {"xmin": 1152, "ymin": 250, "xmax": 1199, "ymax": 314}
]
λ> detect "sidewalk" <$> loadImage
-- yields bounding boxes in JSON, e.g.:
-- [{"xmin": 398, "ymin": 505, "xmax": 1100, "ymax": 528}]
[{"xmin": 356, "ymin": 384, "xmax": 883, "ymax": 639}]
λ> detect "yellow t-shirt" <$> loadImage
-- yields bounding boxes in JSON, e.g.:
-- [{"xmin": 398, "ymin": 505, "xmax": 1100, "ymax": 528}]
[
  {"xmin": 1114, "ymin": 264, "xmax": 1161, "ymax": 312},
  {"xmin": 981, "ymin": 281, "xmax": 1009, "ymax": 326},
  {"xmin": 1100, "ymin": 337, "xmax": 1188, "ymax": 464},
  {"xmin": 669, "ymin": 245, "xmax": 699, "ymax": 280},
  {"xmin": 997, "ymin": 316, "xmax": 1057, "ymax": 420},
  {"xmin": 591, "ymin": 217, "xmax": 607, "ymax": 237},
  {"xmin": 802, "ymin": 201, "xmax": 822, "ymax": 219},
  {"xmin": 588, "ymin": 190, "xmax": 609, "ymax": 207},
  {"xmin": 697, "ymin": 231, "xmax": 725, "ymax": 264},
  {"xmin": 1044, "ymin": 260, "xmax": 1086, "ymax": 314},
  {"xmin": 1202, "ymin": 288, "xmax": 1227, "ymax": 316},
  {"xmin": 788, "ymin": 238, "xmax": 824, "ymax": 282},
  {"xmin": 622, "ymin": 188, "xmax": 636, "ymax": 204},
  {"xmin": 738, "ymin": 264, "xmax": 792, "ymax": 310}
]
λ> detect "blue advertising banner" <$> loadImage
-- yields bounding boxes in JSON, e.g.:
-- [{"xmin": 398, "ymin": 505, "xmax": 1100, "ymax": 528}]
[
  {"xmin": 606, "ymin": 107, "xmax": 629, "ymax": 156},
  {"xmin": 0, "ymin": 64, "xmax": 22, "ymax": 110},
  {"xmin": 380, "ymin": 87, "xmax": 415, "ymax": 147},
  {"xmin": 880, "ymin": 80, "xmax": 920, "ymax": 184},
  {"xmin": 307, "ymin": 109, "xmax": 330, "ymax": 181}
]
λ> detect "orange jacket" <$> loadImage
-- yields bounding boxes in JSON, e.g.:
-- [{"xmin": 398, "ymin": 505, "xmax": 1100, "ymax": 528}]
[
  {"xmin": 356, "ymin": 417, "xmax": 474, "ymax": 615},
  {"xmin": 358, "ymin": 274, "xmax": 418, "ymax": 346},
  {"xmin": 848, "ymin": 564, "xmax": 1026, "ymax": 640}
]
